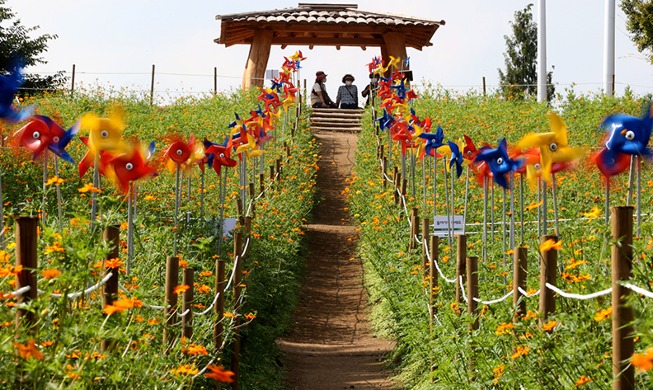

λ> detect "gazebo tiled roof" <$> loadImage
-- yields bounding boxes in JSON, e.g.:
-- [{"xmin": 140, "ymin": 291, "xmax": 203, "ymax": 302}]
[{"xmin": 215, "ymin": 3, "xmax": 445, "ymax": 89}]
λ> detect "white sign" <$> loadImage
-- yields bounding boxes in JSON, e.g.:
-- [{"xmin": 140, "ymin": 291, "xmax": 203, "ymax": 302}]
[
  {"xmin": 221, "ymin": 218, "xmax": 238, "ymax": 238},
  {"xmin": 433, "ymin": 215, "xmax": 465, "ymax": 237}
]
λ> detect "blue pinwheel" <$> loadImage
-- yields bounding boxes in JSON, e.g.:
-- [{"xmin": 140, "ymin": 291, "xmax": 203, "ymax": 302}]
[
  {"xmin": 419, "ymin": 125, "xmax": 445, "ymax": 157},
  {"xmin": 0, "ymin": 61, "xmax": 34, "ymax": 123},
  {"xmin": 601, "ymin": 103, "xmax": 652, "ymax": 157},
  {"xmin": 474, "ymin": 138, "xmax": 523, "ymax": 189},
  {"xmin": 391, "ymin": 78, "xmax": 408, "ymax": 100},
  {"xmin": 448, "ymin": 141, "xmax": 464, "ymax": 178},
  {"xmin": 270, "ymin": 78, "xmax": 284, "ymax": 93},
  {"xmin": 376, "ymin": 109, "xmax": 395, "ymax": 131}
]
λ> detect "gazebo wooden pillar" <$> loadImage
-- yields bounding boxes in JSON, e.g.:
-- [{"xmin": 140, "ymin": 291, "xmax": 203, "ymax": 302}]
[
  {"xmin": 242, "ymin": 30, "xmax": 273, "ymax": 89},
  {"xmin": 382, "ymin": 31, "xmax": 409, "ymax": 75}
]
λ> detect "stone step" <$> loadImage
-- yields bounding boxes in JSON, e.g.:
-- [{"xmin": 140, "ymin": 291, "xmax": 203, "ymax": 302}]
[
  {"xmin": 310, "ymin": 117, "xmax": 361, "ymax": 124},
  {"xmin": 311, "ymin": 126, "xmax": 362, "ymax": 133}
]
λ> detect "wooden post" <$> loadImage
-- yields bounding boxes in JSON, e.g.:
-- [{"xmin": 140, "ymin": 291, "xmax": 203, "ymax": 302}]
[
  {"xmin": 611, "ymin": 206, "xmax": 634, "ymax": 390},
  {"xmin": 102, "ymin": 225, "xmax": 120, "ymax": 352},
  {"xmin": 259, "ymin": 173, "xmax": 265, "ymax": 197},
  {"xmin": 382, "ymin": 157, "xmax": 388, "ymax": 189},
  {"xmin": 401, "ymin": 178, "xmax": 407, "ymax": 199},
  {"xmin": 382, "ymin": 32, "xmax": 408, "ymax": 77},
  {"xmin": 409, "ymin": 208, "xmax": 418, "ymax": 250},
  {"xmin": 482, "ymin": 76, "xmax": 486, "ymax": 95},
  {"xmin": 276, "ymin": 159, "xmax": 282, "ymax": 182},
  {"xmin": 214, "ymin": 66, "xmax": 218, "ymax": 96},
  {"xmin": 269, "ymin": 165, "xmax": 275, "ymax": 181},
  {"xmin": 163, "ymin": 256, "xmax": 179, "ymax": 352},
  {"xmin": 467, "ymin": 256, "xmax": 479, "ymax": 332},
  {"xmin": 455, "ymin": 235, "xmax": 467, "ymax": 306},
  {"xmin": 70, "ymin": 64, "xmax": 76, "ymax": 98},
  {"xmin": 611, "ymin": 74, "xmax": 615, "ymax": 97},
  {"xmin": 512, "ymin": 246, "xmax": 528, "ymax": 321},
  {"xmin": 236, "ymin": 198, "xmax": 244, "ymax": 223},
  {"xmin": 248, "ymin": 183, "xmax": 256, "ymax": 215},
  {"xmin": 393, "ymin": 167, "xmax": 400, "ymax": 204},
  {"xmin": 182, "ymin": 268, "xmax": 194, "ymax": 340},
  {"xmin": 242, "ymin": 30, "xmax": 273, "ymax": 90},
  {"xmin": 150, "ymin": 64, "xmax": 155, "ymax": 105},
  {"xmin": 231, "ymin": 231, "xmax": 243, "ymax": 390},
  {"xmin": 539, "ymin": 235, "xmax": 558, "ymax": 322},
  {"xmin": 14, "ymin": 216, "xmax": 38, "ymax": 334},
  {"xmin": 214, "ymin": 258, "xmax": 226, "ymax": 355}
]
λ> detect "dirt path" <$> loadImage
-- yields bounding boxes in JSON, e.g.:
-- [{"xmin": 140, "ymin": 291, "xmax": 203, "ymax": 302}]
[{"xmin": 277, "ymin": 131, "xmax": 395, "ymax": 390}]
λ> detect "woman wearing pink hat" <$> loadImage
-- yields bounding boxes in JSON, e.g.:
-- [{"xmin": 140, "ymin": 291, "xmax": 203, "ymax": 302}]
[{"xmin": 311, "ymin": 71, "xmax": 336, "ymax": 108}]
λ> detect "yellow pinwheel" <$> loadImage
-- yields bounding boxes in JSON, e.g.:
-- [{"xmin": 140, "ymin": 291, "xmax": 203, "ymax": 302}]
[
  {"xmin": 516, "ymin": 112, "xmax": 586, "ymax": 183},
  {"xmin": 387, "ymin": 55, "xmax": 401, "ymax": 70},
  {"xmin": 235, "ymin": 133, "xmax": 263, "ymax": 158},
  {"xmin": 80, "ymin": 106, "xmax": 130, "ymax": 156}
]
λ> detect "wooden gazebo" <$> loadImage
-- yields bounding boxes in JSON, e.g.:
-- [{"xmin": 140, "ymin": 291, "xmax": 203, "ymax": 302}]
[{"xmin": 215, "ymin": 3, "xmax": 445, "ymax": 89}]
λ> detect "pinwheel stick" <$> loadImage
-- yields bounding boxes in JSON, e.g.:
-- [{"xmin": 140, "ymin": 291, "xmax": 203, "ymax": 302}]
[
  {"xmin": 401, "ymin": 155, "xmax": 407, "ymax": 187},
  {"xmin": 605, "ymin": 180, "xmax": 610, "ymax": 225},
  {"xmin": 491, "ymin": 180, "xmax": 495, "ymax": 242},
  {"xmin": 0, "ymin": 171, "xmax": 4, "ymax": 249},
  {"xmin": 186, "ymin": 175, "xmax": 192, "ymax": 225},
  {"xmin": 91, "ymin": 156, "xmax": 100, "ymax": 231},
  {"xmin": 502, "ymin": 187, "xmax": 507, "ymax": 268},
  {"xmin": 422, "ymin": 159, "xmax": 427, "ymax": 210},
  {"xmin": 200, "ymin": 169, "xmax": 205, "ymax": 221},
  {"xmin": 410, "ymin": 152, "xmax": 416, "ymax": 199},
  {"xmin": 217, "ymin": 168, "xmax": 227, "ymax": 255},
  {"xmin": 42, "ymin": 149, "xmax": 48, "ymax": 225},
  {"xmin": 627, "ymin": 155, "xmax": 635, "ymax": 206},
  {"xmin": 174, "ymin": 164, "xmax": 181, "ymax": 256},
  {"xmin": 519, "ymin": 174, "xmax": 525, "ymax": 244},
  {"xmin": 636, "ymin": 156, "xmax": 642, "ymax": 236},
  {"xmin": 463, "ymin": 166, "xmax": 470, "ymax": 235},
  {"xmin": 541, "ymin": 180, "xmax": 548, "ymax": 235},
  {"xmin": 127, "ymin": 181, "xmax": 134, "ymax": 275},
  {"xmin": 551, "ymin": 174, "xmax": 561, "ymax": 236},
  {"xmin": 482, "ymin": 176, "xmax": 488, "ymax": 262},
  {"xmin": 54, "ymin": 157, "xmax": 63, "ymax": 231},
  {"xmin": 432, "ymin": 156, "xmax": 437, "ymax": 223},
  {"xmin": 442, "ymin": 156, "xmax": 453, "ymax": 247}
]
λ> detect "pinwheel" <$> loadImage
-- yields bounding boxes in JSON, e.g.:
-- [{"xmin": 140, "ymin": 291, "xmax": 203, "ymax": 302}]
[
  {"xmin": 597, "ymin": 103, "xmax": 652, "ymax": 230},
  {"xmin": 15, "ymin": 115, "xmax": 80, "ymax": 227},
  {"xmin": 367, "ymin": 56, "xmax": 382, "ymax": 74},
  {"xmin": 516, "ymin": 112, "xmax": 587, "ymax": 236},
  {"xmin": 0, "ymin": 62, "xmax": 34, "ymax": 123},
  {"xmin": 448, "ymin": 141, "xmax": 464, "ymax": 179},
  {"xmin": 387, "ymin": 56, "xmax": 401, "ymax": 70},
  {"xmin": 419, "ymin": 125, "xmax": 445, "ymax": 157}
]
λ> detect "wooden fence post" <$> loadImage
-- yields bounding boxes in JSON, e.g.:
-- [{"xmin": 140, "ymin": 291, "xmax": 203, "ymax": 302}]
[
  {"xmin": 401, "ymin": 178, "xmax": 407, "ymax": 199},
  {"xmin": 248, "ymin": 183, "xmax": 256, "ymax": 215},
  {"xmin": 409, "ymin": 208, "xmax": 418, "ymax": 250},
  {"xmin": 611, "ymin": 206, "xmax": 634, "ymax": 390},
  {"xmin": 269, "ymin": 165, "xmax": 275, "ymax": 181},
  {"xmin": 214, "ymin": 257, "xmax": 226, "ymax": 355},
  {"xmin": 259, "ymin": 173, "xmax": 265, "ymax": 197},
  {"xmin": 15, "ymin": 216, "xmax": 38, "ymax": 334},
  {"xmin": 102, "ymin": 225, "xmax": 120, "ymax": 352},
  {"xmin": 163, "ymin": 256, "xmax": 179, "ymax": 352},
  {"xmin": 455, "ymin": 235, "xmax": 467, "ymax": 306},
  {"xmin": 539, "ymin": 235, "xmax": 558, "ymax": 322},
  {"xmin": 512, "ymin": 246, "xmax": 528, "ymax": 321},
  {"xmin": 467, "ymin": 256, "xmax": 479, "ymax": 332},
  {"xmin": 382, "ymin": 157, "xmax": 388, "ymax": 189},
  {"xmin": 231, "ymin": 231, "xmax": 243, "ymax": 390},
  {"xmin": 182, "ymin": 268, "xmax": 194, "ymax": 339}
]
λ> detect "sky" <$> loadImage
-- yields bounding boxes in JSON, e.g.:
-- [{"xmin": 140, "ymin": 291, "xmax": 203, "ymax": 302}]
[{"xmin": 8, "ymin": 0, "xmax": 653, "ymax": 101}]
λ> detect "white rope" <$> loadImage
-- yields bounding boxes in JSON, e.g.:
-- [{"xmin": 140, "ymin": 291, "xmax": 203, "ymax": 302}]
[
  {"xmin": 44, "ymin": 272, "xmax": 113, "ymax": 299},
  {"xmin": 458, "ymin": 275, "xmax": 468, "ymax": 303},
  {"xmin": 192, "ymin": 358, "xmax": 216, "ymax": 379},
  {"xmin": 517, "ymin": 287, "xmax": 540, "ymax": 297},
  {"xmin": 176, "ymin": 308, "xmax": 190, "ymax": 318},
  {"xmin": 245, "ymin": 171, "xmax": 279, "ymax": 217},
  {"xmin": 7, "ymin": 285, "xmax": 31, "ymax": 297},
  {"xmin": 473, "ymin": 290, "xmax": 513, "ymax": 305},
  {"xmin": 621, "ymin": 282, "xmax": 653, "ymax": 299},
  {"xmin": 545, "ymin": 283, "xmax": 612, "ymax": 300},
  {"xmin": 423, "ymin": 239, "xmax": 457, "ymax": 283}
]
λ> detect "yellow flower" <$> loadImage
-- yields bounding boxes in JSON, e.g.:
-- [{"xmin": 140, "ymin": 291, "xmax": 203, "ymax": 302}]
[
  {"xmin": 525, "ymin": 201, "xmax": 543, "ymax": 211},
  {"xmin": 565, "ymin": 259, "xmax": 588, "ymax": 270},
  {"xmin": 44, "ymin": 242, "xmax": 65, "ymax": 254},
  {"xmin": 143, "ymin": 195, "xmax": 156, "ymax": 201},
  {"xmin": 581, "ymin": 206, "xmax": 601, "ymax": 220},
  {"xmin": 575, "ymin": 375, "xmax": 592, "ymax": 386},
  {"xmin": 45, "ymin": 176, "xmax": 65, "ymax": 186},
  {"xmin": 540, "ymin": 239, "xmax": 562, "ymax": 253},
  {"xmin": 170, "ymin": 364, "xmax": 198, "ymax": 376},
  {"xmin": 594, "ymin": 306, "xmax": 612, "ymax": 322},
  {"xmin": 78, "ymin": 183, "xmax": 101, "ymax": 193}
]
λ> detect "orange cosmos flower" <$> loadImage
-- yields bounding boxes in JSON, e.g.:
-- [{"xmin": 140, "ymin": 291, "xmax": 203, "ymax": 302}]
[
  {"xmin": 204, "ymin": 365, "xmax": 235, "ymax": 383},
  {"xmin": 540, "ymin": 239, "xmax": 562, "ymax": 253},
  {"xmin": 13, "ymin": 339, "xmax": 44, "ymax": 360},
  {"xmin": 631, "ymin": 348, "xmax": 653, "ymax": 372},
  {"xmin": 41, "ymin": 268, "xmax": 61, "ymax": 279}
]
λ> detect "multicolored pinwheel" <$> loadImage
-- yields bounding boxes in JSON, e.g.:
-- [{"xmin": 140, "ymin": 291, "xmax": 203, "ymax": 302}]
[
  {"xmin": 105, "ymin": 142, "xmax": 157, "ymax": 194},
  {"xmin": 474, "ymin": 138, "xmax": 523, "ymax": 189},
  {"xmin": 0, "ymin": 62, "xmax": 34, "ymax": 123},
  {"xmin": 15, "ymin": 115, "xmax": 79, "ymax": 163}
]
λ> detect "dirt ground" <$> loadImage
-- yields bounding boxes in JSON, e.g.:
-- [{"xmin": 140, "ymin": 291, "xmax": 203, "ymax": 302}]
[{"xmin": 277, "ymin": 131, "xmax": 396, "ymax": 390}]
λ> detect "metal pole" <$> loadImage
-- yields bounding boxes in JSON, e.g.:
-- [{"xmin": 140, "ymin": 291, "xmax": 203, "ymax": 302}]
[
  {"xmin": 70, "ymin": 64, "xmax": 76, "ymax": 98},
  {"xmin": 150, "ymin": 64, "xmax": 155, "ymax": 105},
  {"xmin": 214, "ymin": 66, "xmax": 218, "ymax": 96},
  {"xmin": 537, "ymin": 0, "xmax": 547, "ymax": 103},
  {"xmin": 603, "ymin": 0, "xmax": 616, "ymax": 96}
]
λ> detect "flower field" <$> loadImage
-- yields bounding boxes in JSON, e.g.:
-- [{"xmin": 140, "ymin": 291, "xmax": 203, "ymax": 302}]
[
  {"xmin": 0, "ymin": 86, "xmax": 317, "ymax": 388},
  {"xmin": 349, "ymin": 87, "xmax": 653, "ymax": 388}
]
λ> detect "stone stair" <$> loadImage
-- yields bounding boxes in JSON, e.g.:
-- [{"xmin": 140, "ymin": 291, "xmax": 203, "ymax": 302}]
[{"xmin": 310, "ymin": 108, "xmax": 363, "ymax": 133}]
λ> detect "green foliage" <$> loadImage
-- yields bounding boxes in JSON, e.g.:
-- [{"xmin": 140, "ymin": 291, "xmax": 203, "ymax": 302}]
[
  {"xmin": 498, "ymin": 4, "xmax": 555, "ymax": 101},
  {"xmin": 0, "ymin": 0, "xmax": 65, "ymax": 94},
  {"xmin": 621, "ymin": 0, "xmax": 653, "ymax": 64},
  {"xmin": 0, "ymin": 89, "xmax": 317, "ymax": 388},
  {"xmin": 350, "ymin": 88, "xmax": 653, "ymax": 388}
]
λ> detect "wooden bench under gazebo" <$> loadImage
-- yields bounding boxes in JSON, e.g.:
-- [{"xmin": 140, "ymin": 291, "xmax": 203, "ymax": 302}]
[{"xmin": 215, "ymin": 3, "xmax": 445, "ymax": 89}]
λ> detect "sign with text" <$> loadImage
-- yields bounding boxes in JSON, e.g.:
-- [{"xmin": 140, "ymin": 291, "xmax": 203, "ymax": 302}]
[{"xmin": 433, "ymin": 215, "xmax": 465, "ymax": 237}]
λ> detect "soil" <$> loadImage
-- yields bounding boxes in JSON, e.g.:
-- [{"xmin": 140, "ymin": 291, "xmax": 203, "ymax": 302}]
[{"xmin": 277, "ymin": 131, "xmax": 396, "ymax": 390}]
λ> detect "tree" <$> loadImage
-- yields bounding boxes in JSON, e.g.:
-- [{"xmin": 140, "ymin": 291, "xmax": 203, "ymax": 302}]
[
  {"xmin": 0, "ymin": 0, "xmax": 66, "ymax": 94},
  {"xmin": 498, "ymin": 4, "xmax": 554, "ymax": 101},
  {"xmin": 621, "ymin": 0, "xmax": 653, "ymax": 64}
]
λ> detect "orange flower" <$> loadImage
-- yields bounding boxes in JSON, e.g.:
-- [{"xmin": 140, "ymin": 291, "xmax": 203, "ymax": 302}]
[
  {"xmin": 245, "ymin": 312, "xmax": 256, "ymax": 320},
  {"xmin": 41, "ymin": 268, "xmax": 61, "ymax": 279},
  {"xmin": 179, "ymin": 259, "xmax": 188, "ymax": 268},
  {"xmin": 631, "ymin": 348, "xmax": 653, "ymax": 372},
  {"xmin": 13, "ymin": 339, "xmax": 44, "ymax": 360},
  {"xmin": 44, "ymin": 242, "xmax": 65, "ymax": 254},
  {"xmin": 493, "ymin": 364, "xmax": 505, "ymax": 385},
  {"xmin": 541, "ymin": 320, "xmax": 559, "ymax": 332},
  {"xmin": 195, "ymin": 284, "xmax": 211, "ymax": 294},
  {"xmin": 522, "ymin": 310, "xmax": 537, "ymax": 321},
  {"xmin": 510, "ymin": 345, "xmax": 530, "ymax": 360},
  {"xmin": 594, "ymin": 306, "xmax": 612, "ymax": 322},
  {"xmin": 581, "ymin": 207, "xmax": 601, "ymax": 219},
  {"xmin": 575, "ymin": 375, "xmax": 592, "ymax": 386},
  {"xmin": 45, "ymin": 176, "xmax": 64, "ymax": 186},
  {"xmin": 204, "ymin": 364, "xmax": 235, "ymax": 383},
  {"xmin": 182, "ymin": 343, "xmax": 208, "ymax": 356},
  {"xmin": 78, "ymin": 183, "xmax": 101, "ymax": 193},
  {"xmin": 540, "ymin": 239, "xmax": 562, "ymax": 253},
  {"xmin": 495, "ymin": 322, "xmax": 514, "ymax": 336},
  {"xmin": 173, "ymin": 284, "xmax": 190, "ymax": 295},
  {"xmin": 223, "ymin": 311, "xmax": 236, "ymax": 318},
  {"xmin": 105, "ymin": 258, "xmax": 124, "ymax": 269}
]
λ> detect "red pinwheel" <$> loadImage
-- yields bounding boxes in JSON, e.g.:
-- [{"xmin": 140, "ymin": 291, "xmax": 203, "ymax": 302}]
[
  {"xmin": 205, "ymin": 138, "xmax": 238, "ymax": 175},
  {"xmin": 78, "ymin": 137, "xmax": 112, "ymax": 178},
  {"xmin": 105, "ymin": 143, "xmax": 157, "ymax": 194},
  {"xmin": 15, "ymin": 115, "xmax": 79, "ymax": 163}
]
